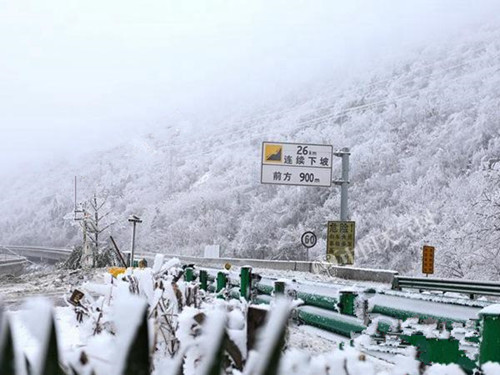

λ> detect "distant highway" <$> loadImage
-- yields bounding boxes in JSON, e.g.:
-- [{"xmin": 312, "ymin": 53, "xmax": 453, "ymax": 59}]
[
  {"xmin": 1, "ymin": 245, "xmax": 71, "ymax": 263},
  {"xmin": 0, "ymin": 245, "xmax": 399, "ymax": 284}
]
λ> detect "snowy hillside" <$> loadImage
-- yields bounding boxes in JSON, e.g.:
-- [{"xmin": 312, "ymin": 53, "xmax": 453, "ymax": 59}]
[{"xmin": 1, "ymin": 27, "xmax": 500, "ymax": 279}]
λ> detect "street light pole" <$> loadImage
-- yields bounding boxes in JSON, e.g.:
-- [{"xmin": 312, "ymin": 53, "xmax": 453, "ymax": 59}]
[{"xmin": 128, "ymin": 215, "xmax": 142, "ymax": 267}]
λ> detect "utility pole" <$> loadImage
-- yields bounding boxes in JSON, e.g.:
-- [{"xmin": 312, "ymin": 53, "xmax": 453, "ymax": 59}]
[
  {"xmin": 333, "ymin": 148, "xmax": 350, "ymax": 221},
  {"xmin": 128, "ymin": 215, "xmax": 142, "ymax": 267},
  {"xmin": 92, "ymin": 194, "xmax": 99, "ymax": 268}
]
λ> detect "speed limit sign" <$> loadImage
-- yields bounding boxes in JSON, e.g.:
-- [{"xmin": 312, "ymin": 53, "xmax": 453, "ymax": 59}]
[{"xmin": 301, "ymin": 232, "xmax": 317, "ymax": 248}]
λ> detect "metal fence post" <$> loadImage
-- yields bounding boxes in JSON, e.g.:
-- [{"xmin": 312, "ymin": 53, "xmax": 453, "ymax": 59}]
[
  {"xmin": 240, "ymin": 266, "xmax": 252, "ymax": 300},
  {"xmin": 217, "ymin": 271, "xmax": 227, "ymax": 295},
  {"xmin": 274, "ymin": 281, "xmax": 286, "ymax": 296},
  {"xmin": 479, "ymin": 308, "xmax": 500, "ymax": 366},
  {"xmin": 184, "ymin": 267, "xmax": 194, "ymax": 282},
  {"xmin": 339, "ymin": 291, "xmax": 357, "ymax": 316},
  {"xmin": 199, "ymin": 270, "xmax": 208, "ymax": 291}
]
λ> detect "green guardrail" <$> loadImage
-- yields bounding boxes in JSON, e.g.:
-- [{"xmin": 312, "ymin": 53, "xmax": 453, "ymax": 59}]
[
  {"xmin": 297, "ymin": 291, "xmax": 339, "ymax": 312},
  {"xmin": 479, "ymin": 307, "xmax": 500, "ymax": 365},
  {"xmin": 196, "ymin": 262, "xmax": 500, "ymax": 373},
  {"xmin": 401, "ymin": 334, "xmax": 476, "ymax": 373},
  {"xmin": 297, "ymin": 306, "xmax": 366, "ymax": 337},
  {"xmin": 370, "ymin": 304, "xmax": 465, "ymax": 329}
]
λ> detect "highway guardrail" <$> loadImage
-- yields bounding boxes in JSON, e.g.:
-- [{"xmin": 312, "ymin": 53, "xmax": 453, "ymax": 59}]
[{"xmin": 392, "ymin": 275, "xmax": 500, "ymax": 298}]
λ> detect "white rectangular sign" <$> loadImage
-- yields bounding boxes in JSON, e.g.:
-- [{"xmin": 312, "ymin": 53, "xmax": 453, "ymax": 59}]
[
  {"xmin": 261, "ymin": 142, "xmax": 333, "ymax": 187},
  {"xmin": 204, "ymin": 245, "xmax": 220, "ymax": 258}
]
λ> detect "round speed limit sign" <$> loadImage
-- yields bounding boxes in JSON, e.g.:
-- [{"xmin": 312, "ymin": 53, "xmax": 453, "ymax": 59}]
[{"xmin": 301, "ymin": 231, "xmax": 317, "ymax": 248}]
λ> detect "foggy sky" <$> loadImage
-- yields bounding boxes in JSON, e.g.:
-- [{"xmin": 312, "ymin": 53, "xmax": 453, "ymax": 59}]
[{"xmin": 1, "ymin": 0, "xmax": 500, "ymax": 176}]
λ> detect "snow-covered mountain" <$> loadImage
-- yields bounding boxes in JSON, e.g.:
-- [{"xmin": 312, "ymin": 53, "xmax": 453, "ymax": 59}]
[{"xmin": 1, "ymin": 27, "xmax": 500, "ymax": 279}]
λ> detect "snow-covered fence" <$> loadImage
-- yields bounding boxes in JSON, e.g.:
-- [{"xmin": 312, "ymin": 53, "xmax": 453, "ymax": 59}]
[
  {"xmin": 205, "ymin": 267, "xmax": 486, "ymax": 330},
  {"xmin": 0, "ymin": 297, "xmax": 430, "ymax": 375},
  {"xmin": 200, "ymin": 264, "xmax": 500, "ymax": 373},
  {"xmin": 2, "ymin": 256, "xmax": 500, "ymax": 374}
]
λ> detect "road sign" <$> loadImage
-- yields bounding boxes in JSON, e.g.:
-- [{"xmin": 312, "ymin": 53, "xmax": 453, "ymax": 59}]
[
  {"xmin": 301, "ymin": 231, "xmax": 317, "ymax": 248},
  {"xmin": 422, "ymin": 245, "xmax": 435, "ymax": 275},
  {"xmin": 327, "ymin": 221, "xmax": 355, "ymax": 265},
  {"xmin": 261, "ymin": 142, "xmax": 333, "ymax": 187}
]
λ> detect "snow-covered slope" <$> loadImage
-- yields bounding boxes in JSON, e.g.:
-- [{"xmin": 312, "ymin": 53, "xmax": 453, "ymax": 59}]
[{"xmin": 1, "ymin": 27, "xmax": 500, "ymax": 279}]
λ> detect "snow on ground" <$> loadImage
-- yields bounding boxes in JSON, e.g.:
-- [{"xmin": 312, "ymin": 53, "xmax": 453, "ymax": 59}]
[
  {"xmin": 1, "ymin": 265, "xmax": 492, "ymax": 374},
  {"xmin": 0, "ymin": 266, "xmax": 104, "ymax": 308}
]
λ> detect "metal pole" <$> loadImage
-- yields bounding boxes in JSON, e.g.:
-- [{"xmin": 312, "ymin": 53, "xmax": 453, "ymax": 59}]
[
  {"xmin": 184, "ymin": 267, "xmax": 194, "ymax": 282},
  {"xmin": 479, "ymin": 309, "xmax": 500, "ymax": 365},
  {"xmin": 74, "ymin": 176, "xmax": 77, "ymax": 220},
  {"xmin": 240, "ymin": 266, "xmax": 252, "ymax": 301},
  {"xmin": 130, "ymin": 222, "xmax": 136, "ymax": 267},
  {"xmin": 340, "ymin": 148, "xmax": 350, "ymax": 221},
  {"xmin": 199, "ymin": 270, "xmax": 208, "ymax": 291},
  {"xmin": 93, "ymin": 194, "xmax": 98, "ymax": 268},
  {"xmin": 274, "ymin": 281, "xmax": 286, "ymax": 296}
]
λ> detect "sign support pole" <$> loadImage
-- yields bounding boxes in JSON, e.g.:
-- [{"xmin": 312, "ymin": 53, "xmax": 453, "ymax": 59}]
[{"xmin": 333, "ymin": 148, "xmax": 350, "ymax": 221}]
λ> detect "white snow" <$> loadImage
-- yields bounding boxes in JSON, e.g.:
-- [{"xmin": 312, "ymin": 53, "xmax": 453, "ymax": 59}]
[
  {"xmin": 482, "ymin": 362, "xmax": 500, "ymax": 375},
  {"xmin": 4, "ymin": 267, "xmax": 498, "ymax": 375},
  {"xmin": 479, "ymin": 303, "xmax": 500, "ymax": 315}
]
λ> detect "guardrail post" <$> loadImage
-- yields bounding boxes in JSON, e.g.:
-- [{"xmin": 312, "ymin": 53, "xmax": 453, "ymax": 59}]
[
  {"xmin": 240, "ymin": 266, "xmax": 252, "ymax": 300},
  {"xmin": 479, "ymin": 307, "xmax": 500, "ymax": 366},
  {"xmin": 217, "ymin": 271, "xmax": 228, "ymax": 295},
  {"xmin": 392, "ymin": 276, "xmax": 400, "ymax": 290},
  {"xmin": 274, "ymin": 281, "xmax": 286, "ymax": 296},
  {"xmin": 184, "ymin": 267, "xmax": 194, "ymax": 282},
  {"xmin": 199, "ymin": 270, "xmax": 208, "ymax": 291},
  {"xmin": 339, "ymin": 291, "xmax": 357, "ymax": 316}
]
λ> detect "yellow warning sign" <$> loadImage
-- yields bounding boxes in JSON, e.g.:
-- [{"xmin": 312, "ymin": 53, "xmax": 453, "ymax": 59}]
[
  {"xmin": 327, "ymin": 221, "xmax": 355, "ymax": 265},
  {"xmin": 422, "ymin": 245, "xmax": 435, "ymax": 275},
  {"xmin": 264, "ymin": 144, "xmax": 283, "ymax": 163}
]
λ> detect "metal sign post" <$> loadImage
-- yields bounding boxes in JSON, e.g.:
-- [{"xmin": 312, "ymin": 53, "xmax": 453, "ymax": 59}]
[
  {"xmin": 301, "ymin": 231, "xmax": 317, "ymax": 260},
  {"xmin": 333, "ymin": 148, "xmax": 350, "ymax": 221},
  {"xmin": 329, "ymin": 148, "xmax": 354, "ymax": 265}
]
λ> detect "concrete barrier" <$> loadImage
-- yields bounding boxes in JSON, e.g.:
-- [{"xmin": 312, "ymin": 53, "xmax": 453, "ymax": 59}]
[
  {"xmin": 151, "ymin": 253, "xmax": 397, "ymax": 284},
  {"xmin": 311, "ymin": 263, "xmax": 398, "ymax": 284}
]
